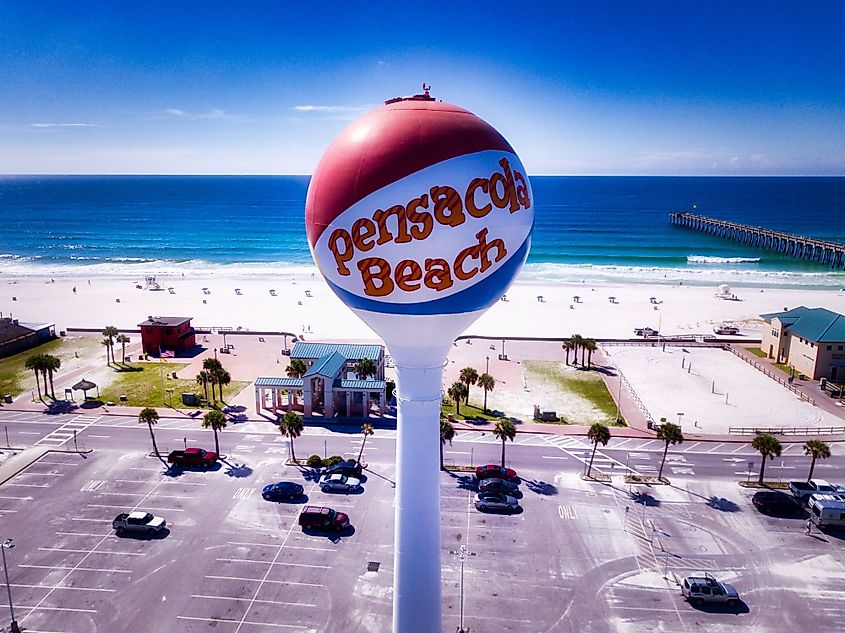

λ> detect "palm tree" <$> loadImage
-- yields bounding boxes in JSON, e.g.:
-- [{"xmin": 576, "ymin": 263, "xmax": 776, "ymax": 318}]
[
  {"xmin": 286, "ymin": 359, "xmax": 307, "ymax": 378},
  {"xmin": 752, "ymin": 433, "xmax": 782, "ymax": 484},
  {"xmin": 202, "ymin": 358, "xmax": 223, "ymax": 400},
  {"xmin": 196, "ymin": 371, "xmax": 209, "ymax": 399},
  {"xmin": 214, "ymin": 368, "xmax": 231, "ymax": 403},
  {"xmin": 586, "ymin": 423, "xmax": 611, "ymax": 477},
  {"xmin": 571, "ymin": 334, "xmax": 584, "ymax": 365},
  {"xmin": 101, "ymin": 338, "xmax": 112, "ymax": 366},
  {"xmin": 25, "ymin": 354, "xmax": 44, "ymax": 400},
  {"xmin": 477, "ymin": 373, "xmax": 495, "ymax": 413},
  {"xmin": 354, "ymin": 358, "xmax": 377, "ymax": 380},
  {"xmin": 202, "ymin": 409, "xmax": 228, "ymax": 456},
  {"xmin": 357, "ymin": 423, "xmax": 374, "ymax": 464},
  {"xmin": 656, "ymin": 422, "xmax": 684, "ymax": 480},
  {"xmin": 139, "ymin": 407, "xmax": 161, "ymax": 458},
  {"xmin": 439, "ymin": 418, "xmax": 455, "ymax": 470},
  {"xmin": 447, "ymin": 381, "xmax": 468, "ymax": 416},
  {"xmin": 116, "ymin": 334, "xmax": 131, "ymax": 364},
  {"xmin": 279, "ymin": 410, "xmax": 304, "ymax": 462},
  {"xmin": 803, "ymin": 439, "xmax": 831, "ymax": 480},
  {"xmin": 562, "ymin": 340, "xmax": 574, "ymax": 366},
  {"xmin": 459, "ymin": 367, "xmax": 479, "ymax": 404},
  {"xmin": 42, "ymin": 354, "xmax": 61, "ymax": 399},
  {"xmin": 583, "ymin": 338, "xmax": 597, "ymax": 368},
  {"xmin": 493, "ymin": 419, "xmax": 517, "ymax": 467},
  {"xmin": 102, "ymin": 325, "xmax": 119, "ymax": 364}
]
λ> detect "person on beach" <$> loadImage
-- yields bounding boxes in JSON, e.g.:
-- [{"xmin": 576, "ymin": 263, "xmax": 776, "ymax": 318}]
[{"xmin": 72, "ymin": 286, "xmax": 76, "ymax": 294}]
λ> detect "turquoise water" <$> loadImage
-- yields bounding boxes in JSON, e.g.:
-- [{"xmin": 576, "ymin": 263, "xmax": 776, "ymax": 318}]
[{"xmin": 1, "ymin": 175, "xmax": 844, "ymax": 288}]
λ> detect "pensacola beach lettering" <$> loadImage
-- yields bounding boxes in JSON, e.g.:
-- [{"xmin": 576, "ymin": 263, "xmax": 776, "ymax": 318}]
[{"xmin": 326, "ymin": 157, "xmax": 531, "ymax": 298}]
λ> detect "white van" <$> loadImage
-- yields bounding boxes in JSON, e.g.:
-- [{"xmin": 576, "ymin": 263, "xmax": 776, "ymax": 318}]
[{"xmin": 808, "ymin": 495, "xmax": 845, "ymax": 529}]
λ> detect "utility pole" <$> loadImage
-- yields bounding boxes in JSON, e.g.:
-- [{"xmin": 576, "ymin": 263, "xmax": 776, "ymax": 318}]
[
  {"xmin": 449, "ymin": 545, "xmax": 476, "ymax": 633},
  {"xmin": 1, "ymin": 539, "xmax": 20, "ymax": 633}
]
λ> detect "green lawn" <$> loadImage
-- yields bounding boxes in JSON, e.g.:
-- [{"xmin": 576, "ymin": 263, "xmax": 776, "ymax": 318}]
[
  {"xmin": 441, "ymin": 401, "xmax": 500, "ymax": 422},
  {"xmin": 523, "ymin": 362, "xmax": 626, "ymax": 427},
  {"xmin": 746, "ymin": 347, "xmax": 792, "ymax": 375},
  {"xmin": 747, "ymin": 347, "xmax": 767, "ymax": 358},
  {"xmin": 0, "ymin": 338, "xmax": 66, "ymax": 398},
  {"xmin": 98, "ymin": 362, "xmax": 250, "ymax": 409}
]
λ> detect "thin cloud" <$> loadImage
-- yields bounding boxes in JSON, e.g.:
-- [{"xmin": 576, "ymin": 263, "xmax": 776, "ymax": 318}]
[
  {"xmin": 292, "ymin": 105, "xmax": 367, "ymax": 113},
  {"xmin": 31, "ymin": 122, "xmax": 98, "ymax": 128},
  {"xmin": 161, "ymin": 108, "xmax": 244, "ymax": 120}
]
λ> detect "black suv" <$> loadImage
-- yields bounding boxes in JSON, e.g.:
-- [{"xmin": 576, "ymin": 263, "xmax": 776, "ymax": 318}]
[{"xmin": 324, "ymin": 460, "xmax": 363, "ymax": 478}]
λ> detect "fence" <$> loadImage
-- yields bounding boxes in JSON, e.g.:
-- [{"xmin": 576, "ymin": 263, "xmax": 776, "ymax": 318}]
[
  {"xmin": 617, "ymin": 369, "xmax": 655, "ymax": 428},
  {"xmin": 727, "ymin": 346, "xmax": 816, "ymax": 406},
  {"xmin": 602, "ymin": 339, "xmax": 731, "ymax": 348},
  {"xmin": 728, "ymin": 425, "xmax": 845, "ymax": 436}
]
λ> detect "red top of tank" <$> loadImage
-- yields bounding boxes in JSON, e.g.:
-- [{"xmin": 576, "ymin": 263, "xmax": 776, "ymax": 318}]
[{"xmin": 305, "ymin": 97, "xmax": 514, "ymax": 245}]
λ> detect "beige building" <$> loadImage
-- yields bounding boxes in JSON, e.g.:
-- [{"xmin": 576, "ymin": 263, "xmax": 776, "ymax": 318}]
[{"xmin": 761, "ymin": 306, "xmax": 845, "ymax": 381}]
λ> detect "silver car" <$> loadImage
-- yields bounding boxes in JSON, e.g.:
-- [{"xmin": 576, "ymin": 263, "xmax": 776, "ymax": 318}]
[
  {"xmin": 474, "ymin": 492, "xmax": 519, "ymax": 514},
  {"xmin": 319, "ymin": 473, "xmax": 361, "ymax": 493},
  {"xmin": 681, "ymin": 575, "xmax": 739, "ymax": 607}
]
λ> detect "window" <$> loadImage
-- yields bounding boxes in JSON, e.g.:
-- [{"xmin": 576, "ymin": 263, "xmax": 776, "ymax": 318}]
[
  {"xmin": 839, "ymin": 346, "xmax": 843, "ymax": 351},
  {"xmin": 772, "ymin": 329, "xmax": 778, "ymax": 337},
  {"xmin": 828, "ymin": 346, "xmax": 833, "ymax": 351}
]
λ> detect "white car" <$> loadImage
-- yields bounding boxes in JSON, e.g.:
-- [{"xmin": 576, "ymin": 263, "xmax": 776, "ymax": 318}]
[
  {"xmin": 319, "ymin": 473, "xmax": 361, "ymax": 493},
  {"xmin": 113, "ymin": 511, "xmax": 166, "ymax": 535}
]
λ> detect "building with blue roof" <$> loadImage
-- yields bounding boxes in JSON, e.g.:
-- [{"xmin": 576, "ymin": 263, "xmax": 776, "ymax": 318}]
[
  {"xmin": 760, "ymin": 306, "xmax": 845, "ymax": 380},
  {"xmin": 254, "ymin": 341, "xmax": 386, "ymax": 418}
]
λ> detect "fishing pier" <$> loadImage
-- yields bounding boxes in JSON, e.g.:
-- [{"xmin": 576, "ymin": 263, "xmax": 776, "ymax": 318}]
[{"xmin": 669, "ymin": 212, "xmax": 845, "ymax": 269}]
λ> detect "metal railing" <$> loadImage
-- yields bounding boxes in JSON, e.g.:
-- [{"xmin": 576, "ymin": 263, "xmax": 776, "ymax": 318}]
[
  {"xmin": 617, "ymin": 368, "xmax": 655, "ymax": 428},
  {"xmin": 729, "ymin": 425, "xmax": 845, "ymax": 436},
  {"xmin": 727, "ymin": 346, "xmax": 816, "ymax": 405}
]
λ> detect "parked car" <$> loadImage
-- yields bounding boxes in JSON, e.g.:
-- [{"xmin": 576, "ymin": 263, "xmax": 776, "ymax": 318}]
[
  {"xmin": 112, "ymin": 511, "xmax": 166, "ymax": 536},
  {"xmin": 475, "ymin": 464, "xmax": 518, "ymax": 481},
  {"xmin": 324, "ymin": 460, "xmax": 363, "ymax": 478},
  {"xmin": 714, "ymin": 324, "xmax": 740, "ymax": 335},
  {"xmin": 788, "ymin": 479, "xmax": 844, "ymax": 502},
  {"xmin": 474, "ymin": 492, "xmax": 519, "ymax": 513},
  {"xmin": 167, "ymin": 447, "xmax": 218, "ymax": 468},
  {"xmin": 808, "ymin": 494, "xmax": 845, "ymax": 529},
  {"xmin": 478, "ymin": 477, "xmax": 521, "ymax": 496},
  {"xmin": 298, "ymin": 506, "xmax": 350, "ymax": 531},
  {"xmin": 262, "ymin": 481, "xmax": 304, "ymax": 501},
  {"xmin": 319, "ymin": 473, "xmax": 361, "ymax": 493},
  {"xmin": 681, "ymin": 574, "xmax": 740, "ymax": 607},
  {"xmin": 752, "ymin": 490, "xmax": 803, "ymax": 516}
]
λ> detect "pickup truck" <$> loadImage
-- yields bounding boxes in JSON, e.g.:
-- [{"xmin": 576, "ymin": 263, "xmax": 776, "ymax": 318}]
[
  {"xmin": 788, "ymin": 479, "xmax": 844, "ymax": 501},
  {"xmin": 167, "ymin": 447, "xmax": 218, "ymax": 468},
  {"xmin": 113, "ymin": 511, "xmax": 166, "ymax": 536}
]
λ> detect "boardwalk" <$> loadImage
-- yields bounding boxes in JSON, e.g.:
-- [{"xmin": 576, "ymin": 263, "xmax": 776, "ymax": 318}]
[{"xmin": 670, "ymin": 212, "xmax": 845, "ymax": 269}]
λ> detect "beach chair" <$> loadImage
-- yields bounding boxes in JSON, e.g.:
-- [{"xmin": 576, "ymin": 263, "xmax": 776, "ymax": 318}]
[{"xmin": 269, "ymin": 289, "xmax": 277, "ymax": 296}]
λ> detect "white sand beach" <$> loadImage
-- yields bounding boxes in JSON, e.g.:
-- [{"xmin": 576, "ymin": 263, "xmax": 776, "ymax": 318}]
[{"xmin": 2, "ymin": 270, "xmax": 845, "ymax": 342}]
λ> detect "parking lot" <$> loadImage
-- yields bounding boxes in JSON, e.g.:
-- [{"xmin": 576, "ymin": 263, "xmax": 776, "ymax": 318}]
[{"xmin": 0, "ymin": 421, "xmax": 844, "ymax": 632}]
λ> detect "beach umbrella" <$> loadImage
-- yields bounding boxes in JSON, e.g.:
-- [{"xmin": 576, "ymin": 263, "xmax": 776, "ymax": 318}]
[
  {"xmin": 573, "ymin": 295, "xmax": 580, "ymax": 303},
  {"xmin": 72, "ymin": 379, "xmax": 98, "ymax": 400}
]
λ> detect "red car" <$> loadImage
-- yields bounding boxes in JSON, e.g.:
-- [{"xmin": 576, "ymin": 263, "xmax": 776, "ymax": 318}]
[{"xmin": 475, "ymin": 464, "xmax": 518, "ymax": 481}]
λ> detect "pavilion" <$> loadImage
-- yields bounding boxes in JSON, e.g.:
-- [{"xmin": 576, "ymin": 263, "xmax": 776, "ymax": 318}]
[{"xmin": 255, "ymin": 342, "xmax": 386, "ymax": 419}]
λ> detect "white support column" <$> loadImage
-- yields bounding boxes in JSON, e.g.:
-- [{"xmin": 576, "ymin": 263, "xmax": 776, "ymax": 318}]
[
  {"xmin": 255, "ymin": 386, "xmax": 262, "ymax": 414},
  {"xmin": 392, "ymin": 355, "xmax": 444, "ymax": 633}
]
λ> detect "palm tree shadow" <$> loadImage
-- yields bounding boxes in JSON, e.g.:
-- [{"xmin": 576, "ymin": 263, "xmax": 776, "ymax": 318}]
[
  {"xmin": 297, "ymin": 466, "xmax": 322, "ymax": 483},
  {"xmin": 705, "ymin": 496, "xmax": 741, "ymax": 512},
  {"xmin": 444, "ymin": 471, "xmax": 477, "ymax": 492},
  {"xmin": 222, "ymin": 460, "xmax": 253, "ymax": 478},
  {"xmin": 524, "ymin": 479, "xmax": 558, "ymax": 496},
  {"xmin": 630, "ymin": 491, "xmax": 661, "ymax": 507}
]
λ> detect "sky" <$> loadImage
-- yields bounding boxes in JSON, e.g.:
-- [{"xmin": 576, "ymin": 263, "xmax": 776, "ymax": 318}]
[{"xmin": 1, "ymin": 1, "xmax": 844, "ymax": 176}]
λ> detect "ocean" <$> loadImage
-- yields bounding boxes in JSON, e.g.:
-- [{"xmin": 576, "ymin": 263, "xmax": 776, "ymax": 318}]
[{"xmin": 1, "ymin": 175, "xmax": 844, "ymax": 288}]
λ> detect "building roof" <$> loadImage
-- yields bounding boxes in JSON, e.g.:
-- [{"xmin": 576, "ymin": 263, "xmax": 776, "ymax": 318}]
[
  {"xmin": 304, "ymin": 351, "xmax": 348, "ymax": 379},
  {"xmin": 291, "ymin": 342, "xmax": 382, "ymax": 362},
  {"xmin": 761, "ymin": 306, "xmax": 845, "ymax": 343},
  {"xmin": 335, "ymin": 379, "xmax": 386, "ymax": 390},
  {"xmin": 254, "ymin": 377, "xmax": 303, "ymax": 389},
  {"xmin": 138, "ymin": 316, "xmax": 192, "ymax": 327},
  {"xmin": 0, "ymin": 318, "xmax": 36, "ymax": 345}
]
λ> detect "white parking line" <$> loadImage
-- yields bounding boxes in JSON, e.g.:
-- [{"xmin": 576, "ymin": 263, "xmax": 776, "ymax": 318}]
[
  {"xmin": 70, "ymin": 518, "xmax": 111, "ymax": 523},
  {"xmin": 5, "ymin": 483, "xmax": 50, "ymax": 488},
  {"xmin": 204, "ymin": 575, "xmax": 323, "ymax": 587},
  {"xmin": 87, "ymin": 503, "xmax": 184, "ymax": 512},
  {"xmin": 38, "ymin": 461, "xmax": 80, "ymax": 466},
  {"xmin": 17, "ymin": 431, "xmax": 41, "ymax": 435},
  {"xmin": 18, "ymin": 564, "xmax": 131, "ymax": 574},
  {"xmin": 38, "ymin": 547, "xmax": 145, "ymax": 556},
  {"xmin": 706, "ymin": 443, "xmax": 726, "ymax": 453},
  {"xmin": 54, "ymin": 532, "xmax": 111, "ymax": 538},
  {"xmin": 191, "ymin": 594, "xmax": 316, "ymax": 607},
  {"xmin": 730, "ymin": 445, "xmax": 750, "ymax": 454},
  {"xmin": 11, "ymin": 605, "xmax": 97, "ymax": 614},
  {"xmin": 215, "ymin": 558, "xmax": 330, "ymax": 569},
  {"xmin": 176, "ymin": 616, "xmax": 302, "ymax": 629},
  {"xmin": 88, "ymin": 435, "xmax": 111, "ymax": 439},
  {"xmin": 10, "ymin": 583, "xmax": 115, "ymax": 593},
  {"xmin": 0, "ymin": 495, "xmax": 33, "ymax": 500},
  {"xmin": 19, "ymin": 471, "xmax": 64, "ymax": 477}
]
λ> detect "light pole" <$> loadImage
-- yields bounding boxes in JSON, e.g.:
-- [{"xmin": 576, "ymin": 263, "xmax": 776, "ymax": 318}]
[
  {"xmin": 485, "ymin": 355, "xmax": 489, "ymax": 375},
  {"xmin": 1, "ymin": 539, "xmax": 20, "ymax": 633},
  {"xmin": 449, "ymin": 545, "xmax": 476, "ymax": 633}
]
